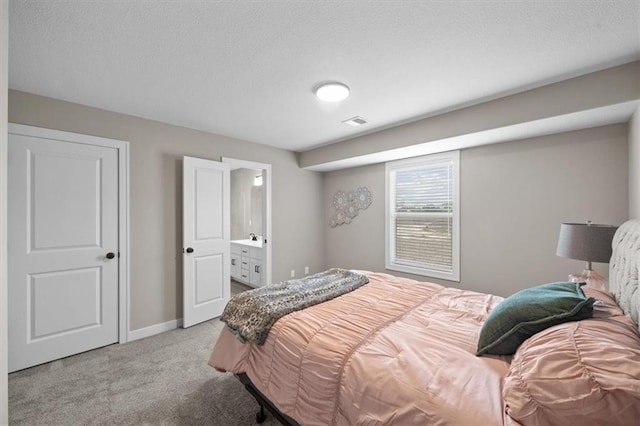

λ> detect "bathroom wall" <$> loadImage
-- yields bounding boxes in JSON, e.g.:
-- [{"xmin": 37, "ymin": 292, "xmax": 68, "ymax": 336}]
[{"xmin": 231, "ymin": 168, "xmax": 263, "ymax": 240}]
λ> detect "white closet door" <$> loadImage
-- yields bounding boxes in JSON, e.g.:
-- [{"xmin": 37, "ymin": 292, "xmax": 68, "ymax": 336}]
[
  {"xmin": 183, "ymin": 156, "xmax": 230, "ymax": 327},
  {"xmin": 8, "ymin": 129, "xmax": 119, "ymax": 372}
]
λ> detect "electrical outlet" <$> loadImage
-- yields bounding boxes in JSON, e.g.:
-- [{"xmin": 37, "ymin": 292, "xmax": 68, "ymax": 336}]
[
  {"xmin": 304, "ymin": 266, "xmax": 309, "ymax": 275},
  {"xmin": 290, "ymin": 269, "xmax": 295, "ymax": 278}
]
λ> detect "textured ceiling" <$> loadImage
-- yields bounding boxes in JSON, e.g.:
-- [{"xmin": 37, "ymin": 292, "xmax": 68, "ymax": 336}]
[{"xmin": 8, "ymin": 1, "xmax": 640, "ymax": 152}]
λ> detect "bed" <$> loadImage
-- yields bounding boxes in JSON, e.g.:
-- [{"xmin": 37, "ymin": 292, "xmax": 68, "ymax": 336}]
[{"xmin": 209, "ymin": 220, "xmax": 640, "ymax": 425}]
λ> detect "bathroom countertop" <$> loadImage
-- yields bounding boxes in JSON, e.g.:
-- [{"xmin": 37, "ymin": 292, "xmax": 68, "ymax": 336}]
[{"xmin": 231, "ymin": 239, "xmax": 262, "ymax": 248}]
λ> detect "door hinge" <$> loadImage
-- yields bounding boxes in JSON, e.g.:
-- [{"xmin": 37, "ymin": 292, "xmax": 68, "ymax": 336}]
[
  {"xmin": 118, "ymin": 252, "xmax": 121, "ymax": 258},
  {"xmin": 264, "ymin": 239, "xmax": 267, "ymax": 244}
]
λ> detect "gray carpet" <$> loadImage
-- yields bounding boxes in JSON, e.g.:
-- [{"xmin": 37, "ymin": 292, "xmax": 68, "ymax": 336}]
[{"xmin": 9, "ymin": 282, "xmax": 281, "ymax": 425}]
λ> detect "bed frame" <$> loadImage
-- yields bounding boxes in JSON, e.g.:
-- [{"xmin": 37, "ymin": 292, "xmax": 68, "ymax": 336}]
[{"xmin": 236, "ymin": 373, "xmax": 298, "ymax": 425}]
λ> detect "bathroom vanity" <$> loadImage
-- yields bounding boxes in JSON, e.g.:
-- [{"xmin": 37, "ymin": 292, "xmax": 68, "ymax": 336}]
[{"xmin": 230, "ymin": 239, "xmax": 264, "ymax": 287}]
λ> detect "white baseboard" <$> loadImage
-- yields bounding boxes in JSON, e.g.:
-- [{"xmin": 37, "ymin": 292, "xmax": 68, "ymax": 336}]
[{"xmin": 128, "ymin": 318, "xmax": 183, "ymax": 342}]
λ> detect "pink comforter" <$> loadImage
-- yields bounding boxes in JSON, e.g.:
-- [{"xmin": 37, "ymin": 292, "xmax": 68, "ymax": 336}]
[{"xmin": 210, "ymin": 272, "xmax": 514, "ymax": 425}]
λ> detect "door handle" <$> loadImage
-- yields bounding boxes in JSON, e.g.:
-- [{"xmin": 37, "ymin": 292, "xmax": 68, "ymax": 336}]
[
  {"xmin": 186, "ymin": 247, "xmax": 194, "ymax": 253},
  {"xmin": 231, "ymin": 259, "xmax": 236, "ymax": 266},
  {"xmin": 106, "ymin": 252, "xmax": 116, "ymax": 259}
]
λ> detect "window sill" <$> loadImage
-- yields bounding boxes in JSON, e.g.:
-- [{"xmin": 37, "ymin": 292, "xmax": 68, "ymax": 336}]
[{"xmin": 385, "ymin": 262, "xmax": 460, "ymax": 283}]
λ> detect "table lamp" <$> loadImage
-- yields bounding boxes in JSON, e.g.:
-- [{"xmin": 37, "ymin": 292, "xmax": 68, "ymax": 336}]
[{"xmin": 556, "ymin": 221, "xmax": 618, "ymax": 290}]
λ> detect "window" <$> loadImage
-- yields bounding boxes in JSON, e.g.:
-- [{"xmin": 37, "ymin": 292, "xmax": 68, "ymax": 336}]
[{"xmin": 385, "ymin": 151, "xmax": 460, "ymax": 281}]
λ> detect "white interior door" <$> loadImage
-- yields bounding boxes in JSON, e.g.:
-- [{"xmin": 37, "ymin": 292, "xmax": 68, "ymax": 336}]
[
  {"xmin": 8, "ymin": 128, "xmax": 119, "ymax": 372},
  {"xmin": 183, "ymin": 156, "xmax": 230, "ymax": 328}
]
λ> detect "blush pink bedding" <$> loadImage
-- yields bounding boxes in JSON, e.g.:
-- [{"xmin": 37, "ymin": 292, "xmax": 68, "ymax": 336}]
[
  {"xmin": 210, "ymin": 272, "xmax": 515, "ymax": 425},
  {"xmin": 503, "ymin": 287, "xmax": 640, "ymax": 426}
]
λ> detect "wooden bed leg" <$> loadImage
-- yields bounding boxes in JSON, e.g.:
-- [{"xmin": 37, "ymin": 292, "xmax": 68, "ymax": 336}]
[{"xmin": 256, "ymin": 404, "xmax": 267, "ymax": 424}]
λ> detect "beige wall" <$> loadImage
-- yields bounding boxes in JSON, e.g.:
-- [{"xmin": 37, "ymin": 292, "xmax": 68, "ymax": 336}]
[
  {"xmin": 8, "ymin": 90, "xmax": 325, "ymax": 331},
  {"xmin": 324, "ymin": 163, "xmax": 385, "ymax": 273},
  {"xmin": 324, "ymin": 124, "xmax": 628, "ymax": 297},
  {"xmin": 630, "ymin": 108, "xmax": 640, "ymax": 220},
  {"xmin": 1, "ymin": 0, "xmax": 8, "ymax": 421}
]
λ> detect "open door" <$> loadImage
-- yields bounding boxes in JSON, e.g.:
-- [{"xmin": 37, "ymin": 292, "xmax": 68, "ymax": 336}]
[{"xmin": 183, "ymin": 156, "xmax": 230, "ymax": 328}]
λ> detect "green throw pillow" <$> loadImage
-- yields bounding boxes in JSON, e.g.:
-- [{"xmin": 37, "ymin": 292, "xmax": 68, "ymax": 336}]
[{"xmin": 476, "ymin": 282, "xmax": 595, "ymax": 356}]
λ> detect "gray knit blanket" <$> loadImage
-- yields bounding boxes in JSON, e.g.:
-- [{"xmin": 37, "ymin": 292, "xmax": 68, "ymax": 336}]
[{"xmin": 221, "ymin": 268, "xmax": 369, "ymax": 345}]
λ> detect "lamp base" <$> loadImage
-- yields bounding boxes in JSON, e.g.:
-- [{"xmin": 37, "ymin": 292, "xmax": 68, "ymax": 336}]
[{"xmin": 568, "ymin": 269, "xmax": 608, "ymax": 291}]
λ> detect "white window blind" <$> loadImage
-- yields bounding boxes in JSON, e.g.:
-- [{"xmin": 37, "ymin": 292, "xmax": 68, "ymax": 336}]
[{"xmin": 385, "ymin": 151, "xmax": 460, "ymax": 281}]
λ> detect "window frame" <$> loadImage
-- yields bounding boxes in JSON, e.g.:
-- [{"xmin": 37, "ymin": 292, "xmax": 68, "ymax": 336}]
[{"xmin": 385, "ymin": 151, "xmax": 460, "ymax": 282}]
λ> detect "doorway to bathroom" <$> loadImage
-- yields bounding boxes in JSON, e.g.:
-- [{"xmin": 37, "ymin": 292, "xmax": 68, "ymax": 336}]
[{"xmin": 222, "ymin": 158, "xmax": 272, "ymax": 291}]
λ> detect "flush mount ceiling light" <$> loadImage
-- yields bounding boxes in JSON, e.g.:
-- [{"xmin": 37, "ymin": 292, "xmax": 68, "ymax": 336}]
[{"xmin": 315, "ymin": 82, "xmax": 350, "ymax": 102}]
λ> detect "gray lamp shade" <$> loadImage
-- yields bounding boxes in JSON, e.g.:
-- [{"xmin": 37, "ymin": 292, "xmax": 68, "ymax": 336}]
[{"xmin": 556, "ymin": 223, "xmax": 618, "ymax": 263}]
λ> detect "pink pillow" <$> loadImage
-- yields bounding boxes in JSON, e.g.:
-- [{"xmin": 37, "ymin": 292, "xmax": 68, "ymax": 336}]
[{"xmin": 503, "ymin": 289, "xmax": 640, "ymax": 426}]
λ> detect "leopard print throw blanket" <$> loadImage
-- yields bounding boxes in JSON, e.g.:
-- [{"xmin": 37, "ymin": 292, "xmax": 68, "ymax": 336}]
[{"xmin": 221, "ymin": 268, "xmax": 369, "ymax": 345}]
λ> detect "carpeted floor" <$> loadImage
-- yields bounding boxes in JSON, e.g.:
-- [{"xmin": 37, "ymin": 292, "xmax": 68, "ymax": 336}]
[{"xmin": 9, "ymin": 282, "xmax": 281, "ymax": 425}]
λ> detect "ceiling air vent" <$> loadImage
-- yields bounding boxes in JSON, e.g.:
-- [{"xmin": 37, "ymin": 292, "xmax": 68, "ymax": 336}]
[{"xmin": 342, "ymin": 116, "xmax": 368, "ymax": 127}]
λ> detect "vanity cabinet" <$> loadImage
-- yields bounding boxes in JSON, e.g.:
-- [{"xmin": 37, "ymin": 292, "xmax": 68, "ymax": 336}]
[
  {"xmin": 230, "ymin": 246, "xmax": 242, "ymax": 280},
  {"xmin": 231, "ymin": 242, "xmax": 263, "ymax": 287},
  {"xmin": 249, "ymin": 247, "xmax": 263, "ymax": 287}
]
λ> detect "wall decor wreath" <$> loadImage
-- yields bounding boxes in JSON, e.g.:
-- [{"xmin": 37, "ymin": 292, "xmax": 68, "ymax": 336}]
[{"xmin": 330, "ymin": 186, "xmax": 373, "ymax": 227}]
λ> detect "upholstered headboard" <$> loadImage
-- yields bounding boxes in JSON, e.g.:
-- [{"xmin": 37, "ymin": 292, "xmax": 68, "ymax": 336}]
[{"xmin": 609, "ymin": 219, "xmax": 640, "ymax": 329}]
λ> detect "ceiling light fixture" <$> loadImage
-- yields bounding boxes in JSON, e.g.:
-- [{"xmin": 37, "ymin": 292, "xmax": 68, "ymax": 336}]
[{"xmin": 315, "ymin": 82, "xmax": 350, "ymax": 102}]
